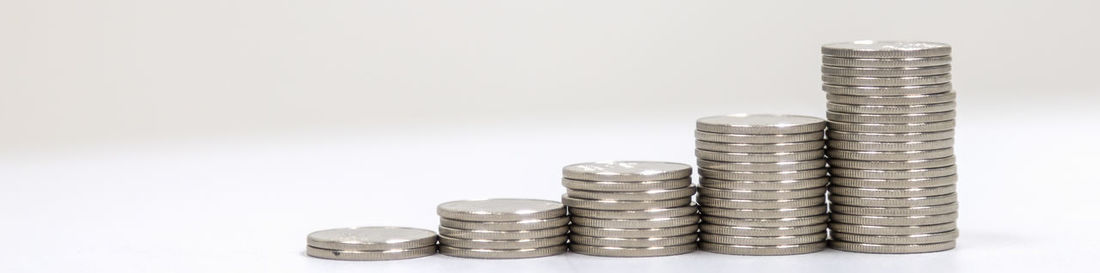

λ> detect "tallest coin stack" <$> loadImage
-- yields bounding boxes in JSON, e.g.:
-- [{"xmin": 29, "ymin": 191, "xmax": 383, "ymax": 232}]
[{"xmin": 820, "ymin": 41, "xmax": 960, "ymax": 254}]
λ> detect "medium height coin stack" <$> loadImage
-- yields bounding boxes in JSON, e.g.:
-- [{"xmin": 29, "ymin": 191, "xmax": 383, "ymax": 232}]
[
  {"xmin": 561, "ymin": 161, "xmax": 699, "ymax": 257},
  {"xmin": 693, "ymin": 114, "xmax": 829, "ymax": 255},
  {"xmin": 821, "ymin": 41, "xmax": 960, "ymax": 254},
  {"xmin": 436, "ymin": 199, "xmax": 569, "ymax": 258}
]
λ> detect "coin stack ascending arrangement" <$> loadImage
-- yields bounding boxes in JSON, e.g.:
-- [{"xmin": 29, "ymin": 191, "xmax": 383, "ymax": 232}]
[
  {"xmin": 560, "ymin": 161, "xmax": 699, "ymax": 257},
  {"xmin": 693, "ymin": 114, "xmax": 829, "ymax": 255},
  {"xmin": 821, "ymin": 40, "xmax": 959, "ymax": 254},
  {"xmin": 306, "ymin": 226, "xmax": 438, "ymax": 261},
  {"xmin": 436, "ymin": 199, "xmax": 569, "ymax": 258}
]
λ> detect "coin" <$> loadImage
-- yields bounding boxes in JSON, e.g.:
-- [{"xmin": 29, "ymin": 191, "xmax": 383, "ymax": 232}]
[
  {"xmin": 695, "ymin": 130, "xmax": 824, "ymax": 144},
  {"xmin": 697, "ymin": 158, "xmax": 826, "ymax": 172},
  {"xmin": 827, "ymin": 148, "xmax": 955, "ymax": 161},
  {"xmin": 569, "ymin": 224, "xmax": 699, "ymax": 238},
  {"xmin": 701, "ymin": 214, "xmax": 828, "ymax": 227},
  {"xmin": 700, "ymin": 223, "xmax": 827, "ymax": 237},
  {"xmin": 831, "ymin": 229, "xmax": 959, "ymax": 245},
  {"xmin": 828, "ymin": 156, "xmax": 956, "ymax": 170},
  {"xmin": 827, "ymin": 102, "xmax": 956, "ymax": 114},
  {"xmin": 827, "ymin": 111, "xmax": 956, "ymax": 124},
  {"xmin": 695, "ymin": 149, "xmax": 825, "ymax": 163},
  {"xmin": 827, "ymin": 120, "xmax": 956, "ymax": 133},
  {"xmin": 700, "ymin": 177, "xmax": 829, "ymax": 191},
  {"xmin": 828, "ymin": 184, "xmax": 957, "ymax": 198},
  {"xmin": 829, "ymin": 165, "xmax": 957, "ymax": 180},
  {"xmin": 821, "ymin": 41, "xmax": 951, "ymax": 58},
  {"xmin": 829, "ymin": 212, "xmax": 958, "ymax": 226},
  {"xmin": 568, "ymin": 234, "xmax": 698, "ymax": 248},
  {"xmin": 827, "ymin": 92, "xmax": 956, "ymax": 106},
  {"xmin": 568, "ymin": 206, "xmax": 698, "ymax": 220},
  {"xmin": 697, "ymin": 168, "xmax": 827, "ymax": 181},
  {"xmin": 695, "ymin": 140, "xmax": 825, "ymax": 153},
  {"xmin": 696, "ymin": 114, "xmax": 826, "ymax": 134},
  {"xmin": 830, "ymin": 193, "xmax": 957, "ymax": 207},
  {"xmin": 829, "ymin": 240, "xmax": 955, "ymax": 254},
  {"xmin": 307, "ymin": 226, "xmax": 438, "ymax": 251},
  {"xmin": 829, "ymin": 222, "xmax": 958, "ymax": 236},
  {"xmin": 826, "ymin": 139, "xmax": 954, "ymax": 151},
  {"xmin": 826, "ymin": 129, "xmax": 954, "ymax": 142},
  {"xmin": 306, "ymin": 245, "xmax": 437, "ymax": 261},
  {"xmin": 569, "ymin": 243, "xmax": 697, "ymax": 257},
  {"xmin": 437, "ymin": 226, "xmax": 568, "ymax": 240},
  {"xmin": 698, "ymin": 196, "xmax": 825, "ymax": 209},
  {"xmin": 700, "ymin": 232, "xmax": 826, "ymax": 246},
  {"xmin": 699, "ymin": 241, "xmax": 825, "ymax": 256},
  {"xmin": 697, "ymin": 186, "xmax": 827, "ymax": 200},
  {"xmin": 438, "ymin": 245, "xmax": 566, "ymax": 259},
  {"xmin": 562, "ymin": 177, "xmax": 693, "ymax": 192},
  {"xmin": 823, "ymin": 83, "xmax": 952, "ymax": 96},
  {"xmin": 437, "ymin": 199, "xmax": 565, "ymax": 221},
  {"xmin": 821, "ymin": 55, "xmax": 952, "ymax": 68},
  {"xmin": 438, "ymin": 234, "xmax": 567, "ymax": 249},
  {"xmin": 562, "ymin": 161, "xmax": 692, "ymax": 181},
  {"xmin": 700, "ymin": 205, "xmax": 827, "ymax": 219},
  {"xmin": 561, "ymin": 194, "xmax": 693, "ymax": 210},
  {"xmin": 438, "ymin": 216, "xmax": 569, "ymax": 231},
  {"xmin": 565, "ymin": 186, "xmax": 695, "ymax": 201},
  {"xmin": 570, "ymin": 214, "xmax": 700, "ymax": 229},
  {"xmin": 822, "ymin": 65, "xmax": 951, "ymax": 77},
  {"xmin": 830, "ymin": 202, "xmax": 959, "ymax": 217},
  {"xmin": 822, "ymin": 74, "xmax": 951, "ymax": 87},
  {"xmin": 829, "ymin": 175, "xmax": 957, "ymax": 189}
]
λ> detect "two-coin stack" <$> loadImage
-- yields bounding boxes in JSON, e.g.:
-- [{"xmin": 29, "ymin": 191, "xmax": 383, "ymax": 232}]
[
  {"xmin": 435, "ymin": 199, "xmax": 568, "ymax": 258},
  {"xmin": 306, "ymin": 226, "xmax": 438, "ymax": 261},
  {"xmin": 693, "ymin": 114, "xmax": 829, "ymax": 255},
  {"xmin": 560, "ymin": 161, "xmax": 699, "ymax": 257},
  {"xmin": 821, "ymin": 40, "xmax": 960, "ymax": 254}
]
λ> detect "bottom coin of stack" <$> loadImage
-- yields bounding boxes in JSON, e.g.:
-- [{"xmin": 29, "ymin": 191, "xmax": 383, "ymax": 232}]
[
  {"xmin": 306, "ymin": 226, "xmax": 438, "ymax": 261},
  {"xmin": 561, "ymin": 161, "xmax": 699, "ymax": 257},
  {"xmin": 435, "ymin": 198, "xmax": 568, "ymax": 259},
  {"xmin": 693, "ymin": 114, "xmax": 830, "ymax": 255}
]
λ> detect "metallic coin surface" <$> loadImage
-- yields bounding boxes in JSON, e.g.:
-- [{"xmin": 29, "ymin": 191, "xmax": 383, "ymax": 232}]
[
  {"xmin": 823, "ymin": 83, "xmax": 952, "ymax": 96},
  {"xmin": 695, "ymin": 130, "xmax": 824, "ymax": 144},
  {"xmin": 827, "ymin": 92, "xmax": 956, "ymax": 106},
  {"xmin": 439, "ymin": 216, "xmax": 569, "ymax": 231},
  {"xmin": 830, "ymin": 193, "xmax": 958, "ymax": 207},
  {"xmin": 826, "ymin": 139, "xmax": 954, "ymax": 152},
  {"xmin": 826, "ymin": 129, "xmax": 954, "ymax": 142},
  {"xmin": 821, "ymin": 41, "xmax": 951, "ymax": 58},
  {"xmin": 827, "ymin": 148, "xmax": 955, "ymax": 161},
  {"xmin": 829, "ymin": 222, "xmax": 958, "ymax": 236},
  {"xmin": 563, "ymin": 161, "xmax": 692, "ymax": 181},
  {"xmin": 306, "ymin": 245, "xmax": 437, "ymax": 261},
  {"xmin": 700, "ymin": 223, "xmax": 827, "ymax": 237},
  {"xmin": 700, "ymin": 204, "xmax": 828, "ymax": 219},
  {"xmin": 568, "ymin": 234, "xmax": 698, "ymax": 248},
  {"xmin": 827, "ymin": 111, "xmax": 956, "ymax": 124},
  {"xmin": 702, "ymin": 214, "xmax": 828, "ymax": 228},
  {"xmin": 829, "ymin": 165, "xmax": 958, "ymax": 180},
  {"xmin": 698, "ymin": 168, "xmax": 828, "ymax": 181},
  {"xmin": 438, "ymin": 234, "xmax": 567, "ymax": 249},
  {"xmin": 699, "ymin": 241, "xmax": 825, "ymax": 256},
  {"xmin": 570, "ymin": 214, "xmax": 700, "ymax": 229},
  {"xmin": 829, "ymin": 175, "xmax": 957, "ymax": 189},
  {"xmin": 569, "ymin": 243, "xmax": 697, "ymax": 257},
  {"xmin": 700, "ymin": 232, "xmax": 826, "ymax": 246},
  {"xmin": 568, "ymin": 206, "xmax": 698, "ymax": 220},
  {"xmin": 828, "ymin": 156, "xmax": 956, "ymax": 170},
  {"xmin": 698, "ymin": 186, "xmax": 827, "ymax": 200},
  {"xmin": 696, "ymin": 114, "xmax": 826, "ymax": 134},
  {"xmin": 562, "ymin": 177, "xmax": 692, "ymax": 192},
  {"xmin": 700, "ymin": 177, "xmax": 829, "ymax": 191},
  {"xmin": 830, "ymin": 202, "xmax": 959, "ymax": 217},
  {"xmin": 697, "ymin": 159, "xmax": 826, "ymax": 172},
  {"xmin": 822, "ymin": 74, "xmax": 951, "ymax": 87},
  {"xmin": 569, "ymin": 224, "xmax": 699, "ymax": 238},
  {"xmin": 828, "ymin": 240, "xmax": 955, "ymax": 254},
  {"xmin": 307, "ymin": 226, "xmax": 438, "ymax": 251},
  {"xmin": 827, "ymin": 102, "xmax": 956, "ymax": 114},
  {"xmin": 437, "ymin": 226, "xmax": 568, "ymax": 240},
  {"xmin": 822, "ymin": 55, "xmax": 952, "ymax": 68},
  {"xmin": 566, "ymin": 186, "xmax": 695, "ymax": 201},
  {"xmin": 695, "ymin": 140, "xmax": 825, "ymax": 153},
  {"xmin": 561, "ymin": 194, "xmax": 693, "ymax": 210},
  {"xmin": 829, "ymin": 212, "xmax": 959, "ymax": 226},
  {"xmin": 695, "ymin": 149, "xmax": 825, "ymax": 163},
  {"xmin": 822, "ymin": 65, "xmax": 951, "ymax": 77},
  {"xmin": 829, "ymin": 184, "xmax": 957, "ymax": 198},
  {"xmin": 827, "ymin": 120, "xmax": 956, "ymax": 133},
  {"xmin": 437, "ymin": 199, "xmax": 564, "ymax": 221},
  {"xmin": 698, "ymin": 196, "xmax": 825, "ymax": 210},
  {"xmin": 438, "ymin": 245, "xmax": 566, "ymax": 259}
]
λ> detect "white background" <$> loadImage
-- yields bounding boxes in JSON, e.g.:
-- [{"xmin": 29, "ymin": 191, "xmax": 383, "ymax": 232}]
[{"xmin": 2, "ymin": 0, "xmax": 1098, "ymax": 272}]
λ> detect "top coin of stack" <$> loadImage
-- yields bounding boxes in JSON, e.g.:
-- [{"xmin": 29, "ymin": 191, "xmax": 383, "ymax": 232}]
[
  {"xmin": 560, "ymin": 161, "xmax": 699, "ymax": 257},
  {"xmin": 693, "ymin": 114, "xmax": 829, "ymax": 255},
  {"xmin": 821, "ymin": 40, "xmax": 960, "ymax": 254},
  {"xmin": 306, "ymin": 226, "xmax": 438, "ymax": 261},
  {"xmin": 436, "ymin": 199, "xmax": 569, "ymax": 259}
]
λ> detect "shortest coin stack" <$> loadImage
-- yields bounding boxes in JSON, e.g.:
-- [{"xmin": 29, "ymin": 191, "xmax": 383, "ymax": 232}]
[
  {"xmin": 436, "ymin": 199, "xmax": 568, "ymax": 259},
  {"xmin": 561, "ymin": 161, "xmax": 699, "ymax": 257},
  {"xmin": 306, "ymin": 226, "xmax": 438, "ymax": 261}
]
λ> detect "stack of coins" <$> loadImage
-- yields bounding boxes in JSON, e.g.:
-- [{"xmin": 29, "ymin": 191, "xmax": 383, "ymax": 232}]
[
  {"xmin": 306, "ymin": 226, "xmax": 438, "ymax": 261},
  {"xmin": 821, "ymin": 40, "xmax": 960, "ymax": 254},
  {"xmin": 435, "ymin": 199, "xmax": 568, "ymax": 259},
  {"xmin": 560, "ymin": 161, "xmax": 699, "ymax": 257},
  {"xmin": 693, "ymin": 114, "xmax": 829, "ymax": 255}
]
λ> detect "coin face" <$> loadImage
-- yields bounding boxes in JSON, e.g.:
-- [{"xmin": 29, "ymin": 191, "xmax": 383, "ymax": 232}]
[
  {"xmin": 821, "ymin": 40, "xmax": 951, "ymax": 58},
  {"xmin": 562, "ymin": 161, "xmax": 692, "ymax": 181},
  {"xmin": 696, "ymin": 114, "xmax": 825, "ymax": 134},
  {"xmin": 437, "ymin": 199, "xmax": 564, "ymax": 221},
  {"xmin": 307, "ymin": 226, "xmax": 438, "ymax": 251}
]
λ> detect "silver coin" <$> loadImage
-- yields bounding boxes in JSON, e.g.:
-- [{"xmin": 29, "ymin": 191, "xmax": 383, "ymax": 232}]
[
  {"xmin": 562, "ymin": 177, "xmax": 692, "ymax": 192},
  {"xmin": 698, "ymin": 196, "xmax": 825, "ymax": 209},
  {"xmin": 827, "ymin": 120, "xmax": 956, "ymax": 133},
  {"xmin": 561, "ymin": 194, "xmax": 693, "ymax": 210},
  {"xmin": 829, "ymin": 212, "xmax": 958, "ymax": 226},
  {"xmin": 698, "ymin": 168, "xmax": 827, "ymax": 181},
  {"xmin": 822, "ymin": 41, "xmax": 951, "ymax": 58},
  {"xmin": 829, "ymin": 175, "xmax": 958, "ymax": 189},
  {"xmin": 827, "ymin": 91, "xmax": 956, "ymax": 106},
  {"xmin": 827, "ymin": 110, "xmax": 956, "ymax": 124},
  {"xmin": 700, "ymin": 177, "xmax": 829, "ymax": 191},
  {"xmin": 829, "ymin": 240, "xmax": 955, "ymax": 254},
  {"xmin": 699, "ymin": 241, "xmax": 825, "ymax": 256},
  {"xmin": 695, "ymin": 130, "xmax": 824, "ymax": 144},
  {"xmin": 827, "ymin": 147, "xmax": 955, "ymax": 161},
  {"xmin": 829, "ymin": 165, "xmax": 957, "ymax": 180},
  {"xmin": 828, "ymin": 102, "xmax": 956, "ymax": 114},
  {"xmin": 828, "ymin": 156, "xmax": 956, "ymax": 170},
  {"xmin": 697, "ymin": 158, "xmax": 826, "ymax": 172},
  {"xmin": 832, "ymin": 229, "xmax": 959, "ymax": 245},
  {"xmin": 827, "ymin": 129, "xmax": 954, "ymax": 142},
  {"xmin": 438, "ymin": 234, "xmax": 566, "ymax": 249},
  {"xmin": 698, "ymin": 186, "xmax": 827, "ymax": 200},
  {"xmin": 700, "ymin": 223, "xmax": 827, "ymax": 237},
  {"xmin": 829, "ymin": 222, "xmax": 958, "ymax": 236},
  {"xmin": 438, "ymin": 244, "xmax": 566, "ymax": 259},
  {"xmin": 830, "ymin": 202, "xmax": 959, "ymax": 217},
  {"xmin": 566, "ymin": 186, "xmax": 696, "ymax": 201},
  {"xmin": 700, "ymin": 232, "xmax": 826, "ymax": 246},
  {"xmin": 570, "ymin": 214, "xmax": 700, "ymax": 229},
  {"xmin": 568, "ymin": 234, "xmax": 698, "ymax": 248},
  {"xmin": 824, "ymin": 83, "xmax": 952, "ymax": 96},
  {"xmin": 569, "ymin": 224, "xmax": 699, "ymax": 238},
  {"xmin": 568, "ymin": 206, "xmax": 698, "ymax": 220},
  {"xmin": 439, "ymin": 216, "xmax": 569, "ymax": 231},
  {"xmin": 829, "ymin": 184, "xmax": 957, "ymax": 198},
  {"xmin": 700, "ymin": 204, "xmax": 827, "ymax": 219},
  {"xmin": 822, "ymin": 74, "xmax": 951, "ymax": 87},
  {"xmin": 830, "ymin": 193, "xmax": 957, "ymax": 208},
  {"xmin": 701, "ymin": 214, "xmax": 828, "ymax": 228},
  {"xmin": 827, "ymin": 139, "xmax": 954, "ymax": 152},
  {"xmin": 695, "ymin": 140, "xmax": 825, "ymax": 153},
  {"xmin": 562, "ymin": 161, "xmax": 692, "ymax": 182},
  {"xmin": 437, "ymin": 199, "xmax": 565, "ymax": 222},
  {"xmin": 695, "ymin": 149, "xmax": 825, "ymax": 163},
  {"xmin": 696, "ymin": 114, "xmax": 826, "ymax": 135},
  {"xmin": 569, "ymin": 243, "xmax": 697, "ymax": 257},
  {"xmin": 437, "ymin": 226, "xmax": 568, "ymax": 240},
  {"xmin": 307, "ymin": 226, "xmax": 438, "ymax": 251},
  {"xmin": 306, "ymin": 245, "xmax": 436, "ymax": 261},
  {"xmin": 822, "ymin": 65, "xmax": 950, "ymax": 77},
  {"xmin": 822, "ymin": 55, "xmax": 952, "ymax": 68}
]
